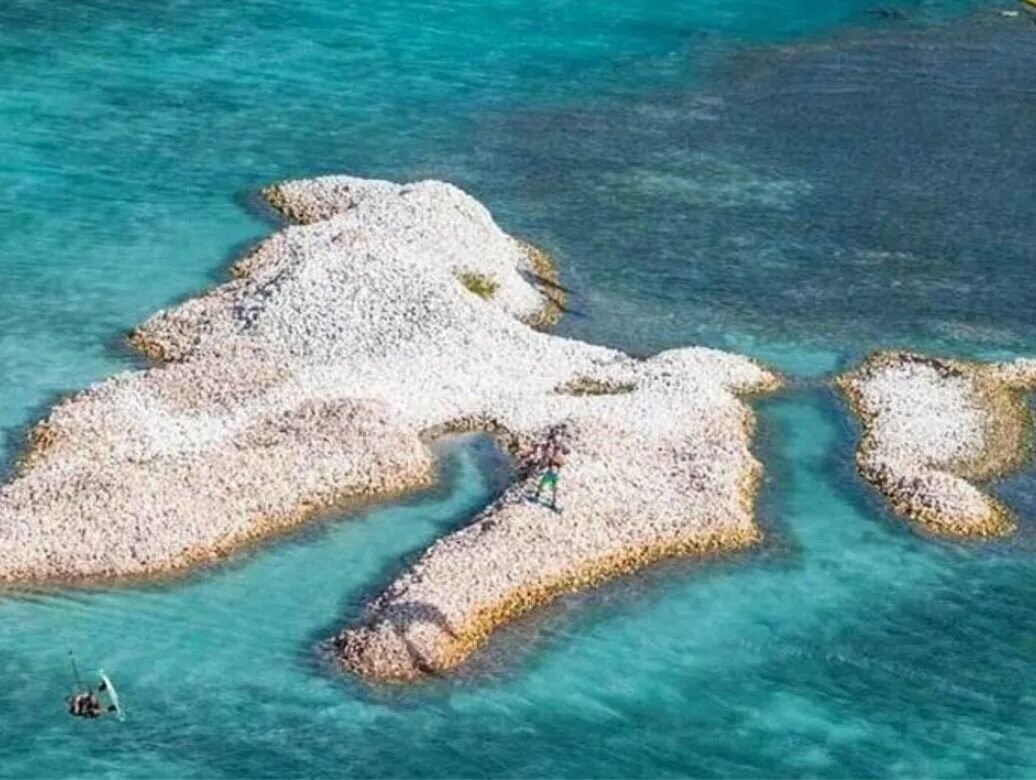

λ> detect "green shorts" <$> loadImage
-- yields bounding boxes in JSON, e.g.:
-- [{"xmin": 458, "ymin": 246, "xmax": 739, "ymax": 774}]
[{"xmin": 538, "ymin": 469, "xmax": 559, "ymax": 489}]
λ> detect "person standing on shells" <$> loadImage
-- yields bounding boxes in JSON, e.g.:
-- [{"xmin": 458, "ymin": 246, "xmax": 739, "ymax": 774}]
[
  {"xmin": 533, "ymin": 427, "xmax": 568, "ymax": 512},
  {"xmin": 516, "ymin": 439, "xmax": 546, "ymax": 482}
]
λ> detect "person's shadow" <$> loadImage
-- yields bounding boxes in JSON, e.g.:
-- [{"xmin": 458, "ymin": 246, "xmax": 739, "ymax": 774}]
[{"xmin": 379, "ymin": 601, "xmax": 458, "ymax": 676}]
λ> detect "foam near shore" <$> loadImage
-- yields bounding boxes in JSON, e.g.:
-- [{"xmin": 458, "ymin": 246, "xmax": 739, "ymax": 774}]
[
  {"xmin": 837, "ymin": 351, "xmax": 1036, "ymax": 537},
  {"xmin": 0, "ymin": 174, "xmax": 778, "ymax": 679}
]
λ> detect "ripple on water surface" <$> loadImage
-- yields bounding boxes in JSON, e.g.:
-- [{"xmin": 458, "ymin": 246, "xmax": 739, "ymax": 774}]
[{"xmin": 458, "ymin": 14, "xmax": 1036, "ymax": 369}]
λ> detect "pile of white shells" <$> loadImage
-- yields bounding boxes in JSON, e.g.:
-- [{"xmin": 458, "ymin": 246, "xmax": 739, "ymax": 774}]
[
  {"xmin": 0, "ymin": 175, "xmax": 778, "ymax": 679},
  {"xmin": 838, "ymin": 352, "xmax": 1036, "ymax": 537},
  {"xmin": 338, "ymin": 347, "xmax": 777, "ymax": 680}
]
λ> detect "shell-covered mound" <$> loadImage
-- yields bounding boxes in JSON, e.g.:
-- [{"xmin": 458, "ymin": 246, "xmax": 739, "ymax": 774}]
[
  {"xmin": 837, "ymin": 351, "xmax": 1036, "ymax": 537},
  {"xmin": 337, "ymin": 347, "xmax": 777, "ymax": 681},
  {"xmin": 0, "ymin": 175, "xmax": 778, "ymax": 676}
]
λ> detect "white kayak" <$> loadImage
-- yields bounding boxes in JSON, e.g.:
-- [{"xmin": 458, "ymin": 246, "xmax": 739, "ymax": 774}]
[{"xmin": 98, "ymin": 671, "xmax": 123, "ymax": 720}]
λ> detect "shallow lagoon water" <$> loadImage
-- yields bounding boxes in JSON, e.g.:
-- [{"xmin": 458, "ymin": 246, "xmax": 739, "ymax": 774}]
[
  {"xmin": 1, "ymin": 1, "xmax": 1035, "ymax": 777},
  {"xmin": 3, "ymin": 403, "xmax": 1033, "ymax": 777}
]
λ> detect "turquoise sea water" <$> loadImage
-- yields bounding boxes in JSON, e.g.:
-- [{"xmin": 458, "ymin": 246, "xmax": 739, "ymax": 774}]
[{"xmin": 2, "ymin": 1, "xmax": 1035, "ymax": 776}]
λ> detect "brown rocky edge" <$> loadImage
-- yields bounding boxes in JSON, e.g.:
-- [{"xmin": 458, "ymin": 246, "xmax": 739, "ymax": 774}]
[
  {"xmin": 519, "ymin": 243, "xmax": 566, "ymax": 329},
  {"xmin": 342, "ymin": 527, "xmax": 760, "ymax": 681},
  {"xmin": 836, "ymin": 351, "xmax": 1036, "ymax": 538}
]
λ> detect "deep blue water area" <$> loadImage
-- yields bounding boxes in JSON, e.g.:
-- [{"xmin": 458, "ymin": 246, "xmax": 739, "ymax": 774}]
[
  {"xmin": 451, "ymin": 15, "xmax": 1036, "ymax": 371},
  {"xmin": 1, "ymin": 1, "xmax": 1034, "ymax": 776}
]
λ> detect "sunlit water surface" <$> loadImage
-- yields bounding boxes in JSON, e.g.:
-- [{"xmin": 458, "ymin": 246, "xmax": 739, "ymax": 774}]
[{"xmin": 1, "ymin": 1, "xmax": 1034, "ymax": 776}]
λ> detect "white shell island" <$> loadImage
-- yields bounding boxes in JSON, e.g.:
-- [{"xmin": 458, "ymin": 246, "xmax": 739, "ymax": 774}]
[
  {"xmin": 0, "ymin": 176, "xmax": 780, "ymax": 680},
  {"xmin": 838, "ymin": 351, "xmax": 1036, "ymax": 538}
]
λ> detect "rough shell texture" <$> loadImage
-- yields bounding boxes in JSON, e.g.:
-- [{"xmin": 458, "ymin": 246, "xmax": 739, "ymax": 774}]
[
  {"xmin": 0, "ymin": 175, "xmax": 779, "ymax": 681},
  {"xmin": 837, "ymin": 351, "xmax": 1036, "ymax": 538}
]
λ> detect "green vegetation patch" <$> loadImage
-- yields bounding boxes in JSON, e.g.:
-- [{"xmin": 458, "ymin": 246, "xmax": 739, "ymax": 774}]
[
  {"xmin": 556, "ymin": 377, "xmax": 636, "ymax": 396},
  {"xmin": 457, "ymin": 272, "xmax": 499, "ymax": 299}
]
